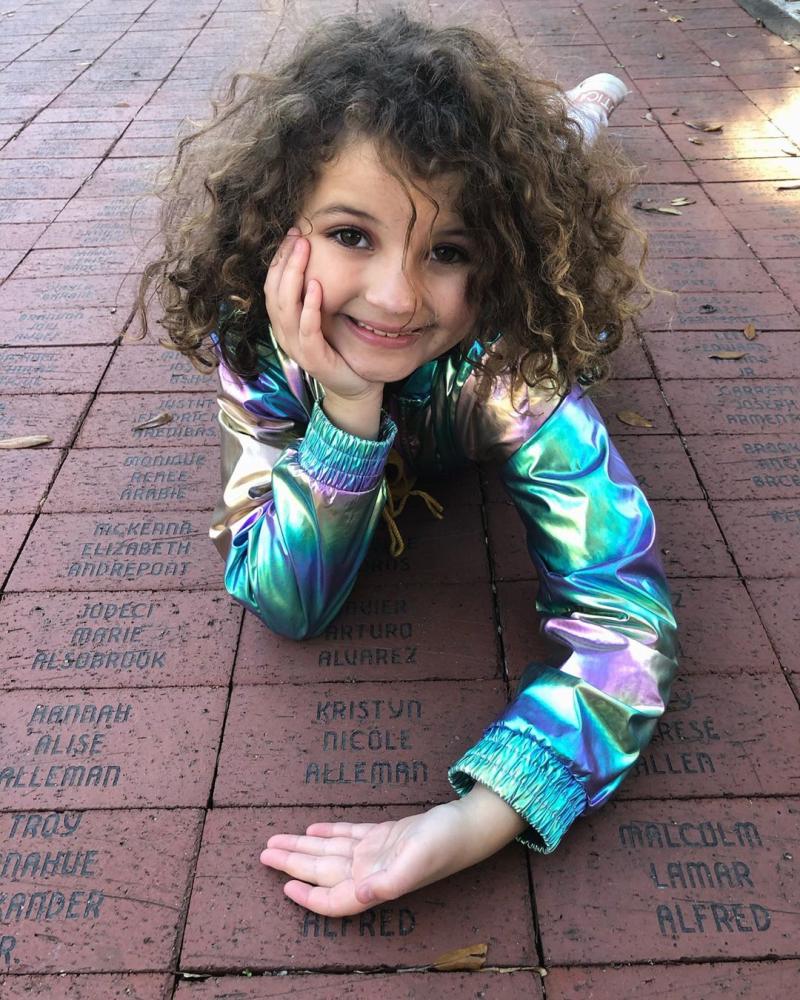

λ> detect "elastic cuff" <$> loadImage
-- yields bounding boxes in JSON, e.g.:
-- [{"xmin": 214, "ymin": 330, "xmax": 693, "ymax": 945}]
[
  {"xmin": 448, "ymin": 724, "xmax": 587, "ymax": 853},
  {"xmin": 298, "ymin": 401, "xmax": 397, "ymax": 492}
]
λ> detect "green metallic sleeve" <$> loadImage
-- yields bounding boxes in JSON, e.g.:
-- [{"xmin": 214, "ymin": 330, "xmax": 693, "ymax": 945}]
[{"xmin": 448, "ymin": 384, "xmax": 678, "ymax": 852}]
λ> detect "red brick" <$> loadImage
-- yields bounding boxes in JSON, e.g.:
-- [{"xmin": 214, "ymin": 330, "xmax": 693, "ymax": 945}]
[
  {"xmin": 745, "ymin": 89, "xmax": 800, "ymax": 143},
  {"xmin": 744, "ymin": 230, "xmax": 800, "ymax": 258},
  {"xmin": 623, "ymin": 672, "xmax": 799, "ymax": 798},
  {"xmin": 0, "ymin": 514, "xmax": 33, "ymax": 582},
  {"xmin": 213, "ymin": 680, "xmax": 508, "ymax": 807},
  {"xmin": 0, "ymin": 590, "xmax": 239, "ymax": 689},
  {"xmin": 55, "ymin": 194, "xmax": 159, "ymax": 225},
  {"xmin": 660, "ymin": 133, "xmax": 793, "ymax": 160},
  {"xmin": 6, "ymin": 511, "xmax": 222, "ymax": 593},
  {"xmin": 0, "ymin": 249, "xmax": 25, "ymax": 280},
  {"xmin": 645, "ymin": 330, "xmax": 799, "ymax": 380},
  {"xmin": 180, "ymin": 805, "xmax": 535, "ymax": 972},
  {"xmin": 0, "ymin": 274, "xmax": 140, "ymax": 312},
  {"xmin": 0, "ymin": 688, "xmax": 226, "ymax": 808},
  {"xmin": 747, "ymin": 579, "xmax": 800, "ymax": 678},
  {"xmin": 646, "ymin": 258, "xmax": 775, "ymax": 294},
  {"xmin": 100, "ymin": 346, "xmax": 218, "ymax": 393},
  {"xmin": 646, "ymin": 229, "xmax": 752, "ymax": 259},
  {"xmin": 639, "ymin": 290, "xmax": 798, "ymax": 331},
  {"xmin": 0, "ymin": 347, "xmax": 113, "ymax": 394},
  {"xmin": 687, "ymin": 435, "xmax": 800, "ymax": 499},
  {"xmin": 0, "ymin": 448, "xmax": 62, "ymax": 513},
  {"xmin": 360, "ymin": 502, "xmax": 489, "ymax": 587},
  {"xmin": 44, "ymin": 446, "xmax": 219, "ymax": 512},
  {"xmin": 235, "ymin": 581, "xmax": 498, "ymax": 685},
  {"xmin": 77, "ymin": 157, "xmax": 167, "ymax": 199},
  {"xmin": 704, "ymin": 180, "xmax": 800, "ymax": 231},
  {"xmin": 0, "ymin": 223, "xmax": 48, "ymax": 251},
  {"xmin": 712, "ymin": 499, "xmax": 800, "ymax": 578},
  {"xmin": 692, "ymin": 158, "xmax": 800, "ymax": 184},
  {"xmin": 0, "ymin": 393, "xmax": 91, "ymax": 448},
  {"xmin": 763, "ymin": 258, "xmax": 800, "ymax": 313},
  {"xmin": 651, "ymin": 499, "xmax": 737, "ymax": 577},
  {"xmin": 589, "ymin": 379, "xmax": 676, "ymax": 434},
  {"xmin": 12, "ymin": 246, "xmax": 139, "ymax": 279},
  {"xmin": 533, "ymin": 797, "xmax": 800, "ymax": 964},
  {"xmin": 665, "ymin": 379, "xmax": 800, "ymax": 435},
  {"xmin": 0, "ymin": 809, "xmax": 201, "ymax": 974},
  {"xmin": 609, "ymin": 335, "xmax": 652, "ymax": 378},
  {"xmin": 635, "ymin": 76, "xmax": 738, "ymax": 107},
  {"xmin": 0, "ymin": 975, "xmax": 172, "ymax": 999},
  {"xmin": 631, "ymin": 184, "xmax": 731, "ymax": 231},
  {"xmin": 0, "ymin": 307, "xmax": 122, "ymax": 347},
  {"xmin": 613, "ymin": 434, "xmax": 704, "ymax": 499},
  {"xmin": 175, "ymin": 972, "xmax": 541, "ymax": 999},
  {"xmin": 34, "ymin": 218, "xmax": 158, "ymax": 250},
  {"xmin": 75, "ymin": 392, "xmax": 219, "ymax": 449},
  {"xmin": 547, "ymin": 962, "xmax": 800, "ymax": 999}
]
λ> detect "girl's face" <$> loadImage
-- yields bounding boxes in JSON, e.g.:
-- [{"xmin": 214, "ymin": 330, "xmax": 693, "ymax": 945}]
[{"xmin": 295, "ymin": 138, "xmax": 480, "ymax": 385}]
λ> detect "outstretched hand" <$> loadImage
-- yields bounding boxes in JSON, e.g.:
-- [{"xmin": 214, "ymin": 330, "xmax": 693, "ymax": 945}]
[
  {"xmin": 265, "ymin": 227, "xmax": 381, "ymax": 403},
  {"xmin": 260, "ymin": 800, "xmax": 474, "ymax": 917}
]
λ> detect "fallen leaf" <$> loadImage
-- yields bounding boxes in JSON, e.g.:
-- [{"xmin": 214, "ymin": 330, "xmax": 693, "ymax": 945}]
[
  {"xmin": 133, "ymin": 412, "xmax": 173, "ymax": 431},
  {"xmin": 684, "ymin": 120, "xmax": 723, "ymax": 132},
  {"xmin": 710, "ymin": 60, "xmax": 720, "ymax": 67},
  {"xmin": 616, "ymin": 410, "xmax": 654, "ymax": 428},
  {"xmin": 433, "ymin": 943, "xmax": 488, "ymax": 971},
  {"xmin": 633, "ymin": 201, "xmax": 682, "ymax": 215},
  {"xmin": 671, "ymin": 108, "xmax": 681, "ymax": 116},
  {"xmin": 656, "ymin": 52, "xmax": 664, "ymax": 59},
  {"xmin": 782, "ymin": 147, "xmax": 798, "ymax": 157},
  {"xmin": 0, "ymin": 435, "xmax": 52, "ymax": 449},
  {"xmin": 726, "ymin": 32, "xmax": 737, "ymax": 37},
  {"xmin": 776, "ymin": 182, "xmax": 800, "ymax": 190},
  {"xmin": 668, "ymin": 15, "xmax": 683, "ymax": 22},
  {"xmin": 699, "ymin": 304, "xmax": 718, "ymax": 313},
  {"xmin": 709, "ymin": 351, "xmax": 747, "ymax": 360},
  {"xmin": 644, "ymin": 111, "xmax": 657, "ymax": 122},
  {"xmin": 670, "ymin": 196, "xmax": 696, "ymax": 206},
  {"xmin": 687, "ymin": 136, "xmax": 704, "ymax": 145},
  {"xmin": 743, "ymin": 323, "xmax": 758, "ymax": 340}
]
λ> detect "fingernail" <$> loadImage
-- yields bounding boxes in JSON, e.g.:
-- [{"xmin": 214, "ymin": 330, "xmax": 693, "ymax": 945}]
[{"xmin": 287, "ymin": 227, "xmax": 300, "ymax": 237}]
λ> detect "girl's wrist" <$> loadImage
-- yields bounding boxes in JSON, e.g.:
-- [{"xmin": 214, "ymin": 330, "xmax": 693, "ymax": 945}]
[
  {"xmin": 450, "ymin": 780, "xmax": 528, "ymax": 859},
  {"xmin": 321, "ymin": 386, "xmax": 384, "ymax": 440}
]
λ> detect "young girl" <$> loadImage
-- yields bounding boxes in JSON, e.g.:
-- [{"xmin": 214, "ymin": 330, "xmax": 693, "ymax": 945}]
[{"xmin": 134, "ymin": 10, "xmax": 678, "ymax": 918}]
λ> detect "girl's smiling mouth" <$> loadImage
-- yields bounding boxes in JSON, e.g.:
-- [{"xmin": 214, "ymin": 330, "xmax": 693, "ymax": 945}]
[{"xmin": 342, "ymin": 314, "xmax": 426, "ymax": 346}]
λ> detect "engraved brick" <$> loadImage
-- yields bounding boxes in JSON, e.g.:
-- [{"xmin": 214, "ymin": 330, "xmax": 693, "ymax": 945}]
[
  {"xmin": 647, "ymin": 229, "xmax": 752, "ymax": 259},
  {"xmin": 101, "ymin": 347, "xmax": 217, "ymax": 393},
  {"xmin": 622, "ymin": 672, "xmax": 800, "ymax": 798},
  {"xmin": 704, "ymin": 180, "xmax": 800, "ymax": 231},
  {"xmin": 0, "ymin": 591, "xmax": 239, "ymax": 689},
  {"xmin": 747, "ymin": 579, "xmax": 800, "ymax": 678},
  {"xmin": 533, "ymin": 798, "xmax": 800, "ymax": 963},
  {"xmin": 0, "ymin": 274, "xmax": 139, "ymax": 312},
  {"xmin": 0, "ymin": 809, "xmax": 201, "ymax": 974},
  {"xmin": 645, "ymin": 330, "xmax": 800, "ymax": 380},
  {"xmin": 6, "ymin": 512, "xmax": 221, "ymax": 593},
  {"xmin": 646, "ymin": 258, "xmax": 775, "ymax": 293},
  {"xmin": 639, "ymin": 290, "xmax": 798, "ymax": 331},
  {"xmin": 235, "ymin": 581, "xmax": 497, "ymax": 685},
  {"xmin": 0, "ymin": 448, "xmax": 62, "ymax": 513},
  {"xmin": 589, "ymin": 380, "xmax": 676, "ymax": 434},
  {"xmin": 75, "ymin": 393, "xmax": 219, "ymax": 449},
  {"xmin": 44, "ymin": 447, "xmax": 220, "ymax": 512},
  {"xmin": 0, "ymin": 347, "xmax": 112, "ymax": 394},
  {"xmin": 712, "ymin": 499, "xmax": 800, "ymax": 578},
  {"xmin": 0, "ymin": 306, "xmax": 122, "ymax": 347},
  {"xmin": 213, "ymin": 681, "xmax": 507, "ymax": 807},
  {"xmin": 12, "ymin": 246, "xmax": 138, "ymax": 279},
  {"xmin": 0, "ymin": 393, "xmax": 91, "ymax": 448},
  {"xmin": 0, "ymin": 514, "xmax": 33, "ymax": 583},
  {"xmin": 687, "ymin": 435, "xmax": 800, "ymax": 499},
  {"xmin": 0, "ymin": 688, "xmax": 226, "ymax": 808},
  {"xmin": 180, "ymin": 806, "xmax": 535, "ymax": 972},
  {"xmin": 665, "ymin": 380, "xmax": 800, "ymax": 435}
]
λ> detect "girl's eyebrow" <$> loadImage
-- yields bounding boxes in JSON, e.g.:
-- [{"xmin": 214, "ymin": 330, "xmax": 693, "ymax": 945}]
[{"xmin": 312, "ymin": 203, "xmax": 473, "ymax": 239}]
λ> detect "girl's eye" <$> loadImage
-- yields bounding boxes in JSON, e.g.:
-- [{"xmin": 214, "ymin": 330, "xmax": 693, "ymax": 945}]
[
  {"xmin": 329, "ymin": 227, "xmax": 368, "ymax": 249},
  {"xmin": 432, "ymin": 244, "xmax": 469, "ymax": 265}
]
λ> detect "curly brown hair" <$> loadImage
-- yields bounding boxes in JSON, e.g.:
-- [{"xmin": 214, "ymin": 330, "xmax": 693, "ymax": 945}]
[{"xmin": 130, "ymin": 7, "xmax": 658, "ymax": 400}]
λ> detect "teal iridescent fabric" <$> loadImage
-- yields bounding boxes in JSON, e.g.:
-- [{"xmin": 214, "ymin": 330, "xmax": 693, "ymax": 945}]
[{"xmin": 209, "ymin": 326, "xmax": 678, "ymax": 852}]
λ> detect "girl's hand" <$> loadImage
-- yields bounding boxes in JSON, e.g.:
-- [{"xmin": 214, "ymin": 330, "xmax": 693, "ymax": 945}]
[
  {"xmin": 260, "ymin": 800, "xmax": 474, "ymax": 917},
  {"xmin": 264, "ymin": 228, "xmax": 382, "ymax": 404}
]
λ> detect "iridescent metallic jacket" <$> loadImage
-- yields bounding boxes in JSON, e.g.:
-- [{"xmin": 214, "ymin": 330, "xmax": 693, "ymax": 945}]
[{"xmin": 209, "ymin": 326, "xmax": 679, "ymax": 853}]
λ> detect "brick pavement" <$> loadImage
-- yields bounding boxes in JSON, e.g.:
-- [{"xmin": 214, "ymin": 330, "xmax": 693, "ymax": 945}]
[{"xmin": 1, "ymin": 0, "xmax": 799, "ymax": 997}]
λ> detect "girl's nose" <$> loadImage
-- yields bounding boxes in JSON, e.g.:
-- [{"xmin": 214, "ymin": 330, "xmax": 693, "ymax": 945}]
[{"xmin": 363, "ymin": 259, "xmax": 419, "ymax": 320}]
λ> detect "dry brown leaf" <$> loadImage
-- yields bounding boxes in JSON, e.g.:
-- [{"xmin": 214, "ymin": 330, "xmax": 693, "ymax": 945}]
[
  {"xmin": 709, "ymin": 351, "xmax": 747, "ymax": 360},
  {"xmin": 643, "ymin": 111, "xmax": 658, "ymax": 123},
  {"xmin": 776, "ymin": 182, "xmax": 800, "ymax": 190},
  {"xmin": 743, "ymin": 323, "xmax": 758, "ymax": 341},
  {"xmin": 633, "ymin": 201, "xmax": 682, "ymax": 215},
  {"xmin": 668, "ymin": 15, "xmax": 683, "ymax": 22},
  {"xmin": 617, "ymin": 410, "xmax": 654, "ymax": 428},
  {"xmin": 133, "ymin": 412, "xmax": 173, "ymax": 431},
  {"xmin": 670, "ymin": 197, "xmax": 696, "ymax": 206},
  {"xmin": 432, "ymin": 943, "xmax": 488, "ymax": 971},
  {"xmin": 0, "ymin": 434, "xmax": 52, "ymax": 449},
  {"xmin": 687, "ymin": 136, "xmax": 704, "ymax": 145},
  {"xmin": 685, "ymin": 120, "xmax": 723, "ymax": 132}
]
